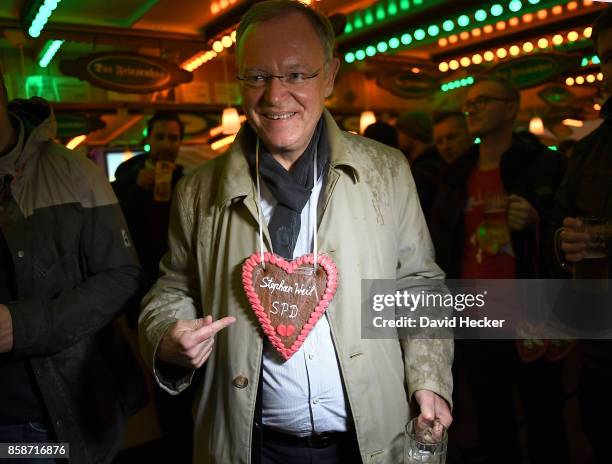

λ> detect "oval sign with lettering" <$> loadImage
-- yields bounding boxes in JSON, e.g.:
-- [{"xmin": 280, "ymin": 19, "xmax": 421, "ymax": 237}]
[{"xmin": 60, "ymin": 52, "xmax": 193, "ymax": 94}]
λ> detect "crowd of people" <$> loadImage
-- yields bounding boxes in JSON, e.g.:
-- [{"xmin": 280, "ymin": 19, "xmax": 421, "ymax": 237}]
[{"xmin": 0, "ymin": 1, "xmax": 610, "ymax": 463}]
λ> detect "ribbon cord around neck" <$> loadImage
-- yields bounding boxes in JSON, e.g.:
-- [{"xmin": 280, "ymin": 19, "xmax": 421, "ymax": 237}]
[{"xmin": 255, "ymin": 137, "xmax": 318, "ymax": 272}]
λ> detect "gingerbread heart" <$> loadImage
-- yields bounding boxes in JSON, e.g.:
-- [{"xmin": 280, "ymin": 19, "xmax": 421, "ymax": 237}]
[{"xmin": 242, "ymin": 252, "xmax": 338, "ymax": 360}]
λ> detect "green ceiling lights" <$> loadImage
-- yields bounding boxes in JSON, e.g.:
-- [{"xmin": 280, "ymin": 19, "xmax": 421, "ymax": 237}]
[
  {"xmin": 27, "ymin": 0, "xmax": 62, "ymax": 38},
  {"xmin": 581, "ymin": 55, "xmax": 600, "ymax": 66},
  {"xmin": 343, "ymin": 0, "xmax": 441, "ymax": 37},
  {"xmin": 38, "ymin": 39, "xmax": 64, "ymax": 67},
  {"xmin": 341, "ymin": 0, "xmax": 579, "ymax": 63},
  {"xmin": 440, "ymin": 76, "xmax": 475, "ymax": 92}
]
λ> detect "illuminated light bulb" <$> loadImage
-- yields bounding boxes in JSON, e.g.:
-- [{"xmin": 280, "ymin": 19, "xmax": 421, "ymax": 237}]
[
  {"xmin": 497, "ymin": 48, "xmax": 508, "ymax": 59},
  {"xmin": 584, "ymin": 27, "xmax": 592, "ymax": 38},
  {"xmin": 460, "ymin": 31, "xmax": 469, "ymax": 40},
  {"xmin": 587, "ymin": 74, "xmax": 596, "ymax": 83},
  {"xmin": 509, "ymin": 17, "xmax": 519, "ymax": 27},
  {"xmin": 438, "ymin": 37, "xmax": 448, "ymax": 47},
  {"xmin": 359, "ymin": 111, "xmax": 376, "ymax": 134},
  {"xmin": 475, "ymin": 9, "xmax": 487, "ymax": 22},
  {"xmin": 355, "ymin": 50, "xmax": 366, "ymax": 61},
  {"xmin": 537, "ymin": 9, "xmax": 548, "ymax": 19},
  {"xmin": 449, "ymin": 34, "xmax": 458, "ymax": 44},
  {"xmin": 552, "ymin": 34, "xmax": 563, "ymax": 45},
  {"xmin": 597, "ymin": 73, "xmax": 603, "ymax": 81},
  {"xmin": 365, "ymin": 45, "xmax": 376, "ymax": 56},
  {"xmin": 529, "ymin": 117, "xmax": 544, "ymax": 135},
  {"xmin": 472, "ymin": 28, "xmax": 482, "ymax": 37},
  {"xmin": 594, "ymin": 103, "xmax": 601, "ymax": 111},
  {"xmin": 484, "ymin": 51, "xmax": 495, "ymax": 61},
  {"xmin": 231, "ymin": 30, "xmax": 237, "ymax": 42},
  {"xmin": 566, "ymin": 77, "xmax": 574, "ymax": 86},
  {"xmin": 567, "ymin": 31, "xmax": 579, "ymax": 42},
  {"xmin": 483, "ymin": 24, "xmax": 494, "ymax": 34},
  {"xmin": 213, "ymin": 41, "xmax": 224, "ymax": 53},
  {"xmin": 211, "ymin": 3, "xmax": 220, "ymax": 14},
  {"xmin": 576, "ymin": 76, "xmax": 585, "ymax": 85},
  {"xmin": 449, "ymin": 60, "xmax": 460, "ymax": 70},
  {"xmin": 562, "ymin": 118, "xmax": 583, "ymax": 128},
  {"xmin": 538, "ymin": 38, "xmax": 549, "ymax": 49},
  {"xmin": 389, "ymin": 37, "xmax": 400, "ymax": 48},
  {"xmin": 509, "ymin": 45, "xmax": 520, "ymax": 56},
  {"xmin": 583, "ymin": 0, "xmax": 593, "ymax": 5},
  {"xmin": 523, "ymin": 41, "xmax": 534, "ymax": 52},
  {"xmin": 220, "ymin": 0, "xmax": 228, "ymax": 8},
  {"xmin": 567, "ymin": 1, "xmax": 578, "ymax": 10},
  {"xmin": 460, "ymin": 57, "xmax": 471, "ymax": 67},
  {"xmin": 523, "ymin": 13, "xmax": 533, "ymax": 23},
  {"xmin": 551, "ymin": 5, "xmax": 562, "ymax": 15},
  {"xmin": 472, "ymin": 54, "xmax": 483, "ymax": 64},
  {"xmin": 496, "ymin": 21, "xmax": 506, "ymax": 30},
  {"xmin": 401, "ymin": 33, "xmax": 412, "ymax": 45},
  {"xmin": 345, "ymin": 52, "xmax": 355, "ymax": 63},
  {"xmin": 412, "ymin": 67, "xmax": 421, "ymax": 73},
  {"xmin": 439, "ymin": 62, "xmax": 449, "ymax": 72},
  {"xmin": 222, "ymin": 35, "xmax": 233, "ymax": 48}
]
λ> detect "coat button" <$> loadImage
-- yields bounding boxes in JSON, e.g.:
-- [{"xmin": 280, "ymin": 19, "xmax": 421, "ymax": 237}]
[{"xmin": 232, "ymin": 376, "xmax": 249, "ymax": 389}]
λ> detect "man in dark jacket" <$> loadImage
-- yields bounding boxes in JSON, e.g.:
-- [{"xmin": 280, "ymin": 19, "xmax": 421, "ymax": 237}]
[
  {"xmin": 112, "ymin": 112, "xmax": 185, "ymax": 293},
  {"xmin": 112, "ymin": 112, "xmax": 192, "ymax": 463},
  {"xmin": 554, "ymin": 7, "xmax": 612, "ymax": 463},
  {"xmin": 429, "ymin": 76, "xmax": 567, "ymax": 463},
  {"xmin": 0, "ymin": 71, "xmax": 145, "ymax": 463}
]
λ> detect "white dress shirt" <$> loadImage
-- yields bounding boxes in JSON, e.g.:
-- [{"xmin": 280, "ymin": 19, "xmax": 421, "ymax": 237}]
[{"xmin": 260, "ymin": 174, "xmax": 349, "ymax": 436}]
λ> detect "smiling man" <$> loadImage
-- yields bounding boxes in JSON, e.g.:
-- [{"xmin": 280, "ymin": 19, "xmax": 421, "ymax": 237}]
[{"xmin": 138, "ymin": 1, "xmax": 453, "ymax": 463}]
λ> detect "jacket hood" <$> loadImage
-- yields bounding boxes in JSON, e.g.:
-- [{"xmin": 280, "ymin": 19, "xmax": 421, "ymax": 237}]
[{"xmin": 8, "ymin": 97, "xmax": 57, "ymax": 156}]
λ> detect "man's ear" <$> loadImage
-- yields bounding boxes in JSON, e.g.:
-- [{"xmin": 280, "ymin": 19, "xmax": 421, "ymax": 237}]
[{"xmin": 324, "ymin": 57, "xmax": 340, "ymax": 99}]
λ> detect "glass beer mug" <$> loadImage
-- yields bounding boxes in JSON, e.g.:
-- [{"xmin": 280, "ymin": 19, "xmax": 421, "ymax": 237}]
[
  {"xmin": 404, "ymin": 418, "xmax": 447, "ymax": 463},
  {"xmin": 153, "ymin": 161, "xmax": 175, "ymax": 202}
]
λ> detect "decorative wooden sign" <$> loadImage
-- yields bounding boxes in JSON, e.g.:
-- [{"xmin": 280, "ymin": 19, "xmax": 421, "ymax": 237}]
[
  {"xmin": 377, "ymin": 70, "xmax": 439, "ymax": 99},
  {"xmin": 490, "ymin": 53, "xmax": 580, "ymax": 89},
  {"xmin": 242, "ymin": 252, "xmax": 338, "ymax": 360},
  {"xmin": 60, "ymin": 52, "xmax": 192, "ymax": 94}
]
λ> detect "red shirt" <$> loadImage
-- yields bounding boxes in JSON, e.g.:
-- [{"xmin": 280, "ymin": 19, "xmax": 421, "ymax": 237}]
[{"xmin": 460, "ymin": 166, "xmax": 516, "ymax": 278}]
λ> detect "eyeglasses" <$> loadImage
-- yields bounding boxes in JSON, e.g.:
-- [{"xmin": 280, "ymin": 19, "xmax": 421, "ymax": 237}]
[
  {"xmin": 236, "ymin": 66, "xmax": 324, "ymax": 88},
  {"xmin": 461, "ymin": 95, "xmax": 510, "ymax": 114}
]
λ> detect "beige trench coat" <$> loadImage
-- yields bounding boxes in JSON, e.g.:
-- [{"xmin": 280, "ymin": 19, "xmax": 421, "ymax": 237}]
[{"xmin": 139, "ymin": 110, "xmax": 453, "ymax": 464}]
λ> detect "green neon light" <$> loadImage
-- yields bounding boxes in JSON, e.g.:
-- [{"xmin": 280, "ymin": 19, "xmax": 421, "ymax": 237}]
[
  {"xmin": 581, "ymin": 57, "xmax": 588, "ymax": 66},
  {"xmin": 144, "ymin": 144, "xmax": 151, "ymax": 152},
  {"xmin": 400, "ymin": 0, "xmax": 410, "ymax": 9},
  {"xmin": 354, "ymin": 13, "xmax": 363, "ymax": 29},
  {"xmin": 414, "ymin": 29, "xmax": 425, "ymax": 40},
  {"xmin": 475, "ymin": 137, "xmax": 481, "ymax": 144},
  {"xmin": 440, "ymin": 75, "xmax": 475, "ymax": 92},
  {"xmin": 592, "ymin": 55, "xmax": 601, "ymax": 65},
  {"xmin": 490, "ymin": 4, "xmax": 504, "ymax": 16},
  {"xmin": 475, "ymin": 9, "xmax": 487, "ymax": 22},
  {"xmin": 509, "ymin": 0, "xmax": 522, "ymax": 12},
  {"xmin": 428, "ymin": 25, "xmax": 439, "ymax": 36},
  {"xmin": 457, "ymin": 14, "xmax": 470, "ymax": 27},
  {"xmin": 365, "ymin": 45, "xmax": 376, "ymax": 56},
  {"xmin": 441, "ymin": 84, "xmax": 448, "ymax": 92},
  {"xmin": 443, "ymin": 20, "xmax": 454, "ymax": 32},
  {"xmin": 376, "ymin": 5, "xmax": 386, "ymax": 20},
  {"xmin": 364, "ymin": 10, "xmax": 374, "ymax": 25},
  {"xmin": 401, "ymin": 33, "xmax": 412, "ymax": 45},
  {"xmin": 528, "ymin": 0, "xmax": 540, "ymax": 4},
  {"xmin": 549, "ymin": 145, "xmax": 558, "ymax": 151},
  {"xmin": 28, "ymin": 0, "xmax": 62, "ymax": 38},
  {"xmin": 345, "ymin": 52, "xmax": 355, "ymax": 63},
  {"xmin": 388, "ymin": 1, "xmax": 398, "ymax": 15},
  {"xmin": 344, "ymin": 23, "xmax": 353, "ymax": 34},
  {"xmin": 389, "ymin": 37, "xmax": 400, "ymax": 48},
  {"xmin": 38, "ymin": 39, "xmax": 64, "ymax": 68},
  {"xmin": 355, "ymin": 49, "xmax": 366, "ymax": 60},
  {"xmin": 377, "ymin": 41, "xmax": 388, "ymax": 52}
]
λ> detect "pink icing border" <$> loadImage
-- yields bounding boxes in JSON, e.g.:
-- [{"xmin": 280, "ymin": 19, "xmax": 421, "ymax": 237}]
[{"xmin": 241, "ymin": 252, "xmax": 338, "ymax": 360}]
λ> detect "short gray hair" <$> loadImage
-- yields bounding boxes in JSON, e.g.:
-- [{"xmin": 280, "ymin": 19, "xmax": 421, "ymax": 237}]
[{"xmin": 236, "ymin": 0, "xmax": 335, "ymax": 62}]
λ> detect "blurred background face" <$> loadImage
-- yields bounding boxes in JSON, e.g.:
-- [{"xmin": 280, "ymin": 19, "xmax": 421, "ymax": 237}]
[
  {"xmin": 464, "ymin": 81, "xmax": 517, "ymax": 137},
  {"xmin": 237, "ymin": 12, "xmax": 338, "ymax": 160},
  {"xmin": 433, "ymin": 116, "xmax": 472, "ymax": 163},
  {"xmin": 597, "ymin": 28, "xmax": 612, "ymax": 96},
  {"xmin": 147, "ymin": 120, "xmax": 182, "ymax": 162}
]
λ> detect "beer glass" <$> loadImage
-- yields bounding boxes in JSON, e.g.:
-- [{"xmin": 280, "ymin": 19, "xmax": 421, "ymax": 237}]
[
  {"xmin": 153, "ymin": 160, "xmax": 175, "ymax": 202},
  {"xmin": 404, "ymin": 418, "xmax": 447, "ymax": 463},
  {"xmin": 573, "ymin": 217, "xmax": 611, "ymax": 292}
]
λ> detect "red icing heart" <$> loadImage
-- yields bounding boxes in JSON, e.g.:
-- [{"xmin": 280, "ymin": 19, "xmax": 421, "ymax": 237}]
[{"xmin": 242, "ymin": 252, "xmax": 338, "ymax": 360}]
